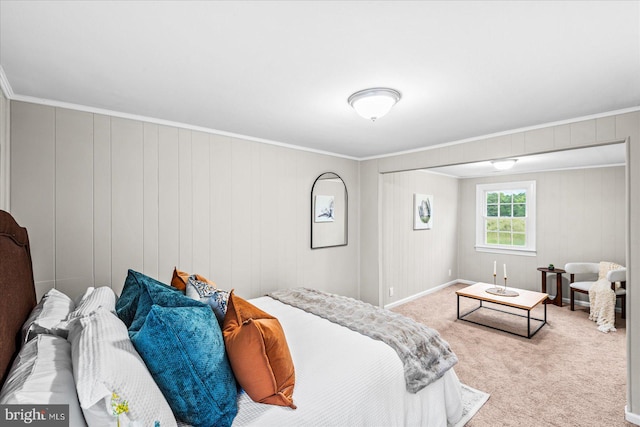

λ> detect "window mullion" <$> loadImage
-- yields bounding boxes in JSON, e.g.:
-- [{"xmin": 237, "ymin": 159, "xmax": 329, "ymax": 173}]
[{"xmin": 477, "ymin": 181, "xmax": 535, "ymax": 253}]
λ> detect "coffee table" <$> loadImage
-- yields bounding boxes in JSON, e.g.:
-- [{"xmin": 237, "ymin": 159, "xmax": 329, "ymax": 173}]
[{"xmin": 456, "ymin": 282, "xmax": 548, "ymax": 339}]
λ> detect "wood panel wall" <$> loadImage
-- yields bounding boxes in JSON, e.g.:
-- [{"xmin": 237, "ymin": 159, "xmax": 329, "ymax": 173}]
[
  {"xmin": 381, "ymin": 170, "xmax": 459, "ymax": 306},
  {"xmin": 10, "ymin": 101, "xmax": 360, "ymax": 300},
  {"xmin": 359, "ymin": 111, "xmax": 640, "ymax": 420},
  {"xmin": 457, "ymin": 166, "xmax": 626, "ymax": 297}
]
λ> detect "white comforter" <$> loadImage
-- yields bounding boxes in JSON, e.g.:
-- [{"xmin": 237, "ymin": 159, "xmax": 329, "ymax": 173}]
[{"xmin": 232, "ymin": 297, "xmax": 463, "ymax": 427}]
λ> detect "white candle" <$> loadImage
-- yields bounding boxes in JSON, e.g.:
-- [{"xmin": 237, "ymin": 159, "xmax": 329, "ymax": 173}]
[
  {"xmin": 493, "ymin": 261, "xmax": 496, "ymax": 275},
  {"xmin": 503, "ymin": 264, "xmax": 507, "ymax": 278}
]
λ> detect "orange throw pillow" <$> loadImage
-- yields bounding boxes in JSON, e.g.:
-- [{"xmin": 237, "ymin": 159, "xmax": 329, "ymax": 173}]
[
  {"xmin": 171, "ymin": 267, "xmax": 215, "ymax": 292},
  {"xmin": 222, "ymin": 291, "xmax": 296, "ymax": 409}
]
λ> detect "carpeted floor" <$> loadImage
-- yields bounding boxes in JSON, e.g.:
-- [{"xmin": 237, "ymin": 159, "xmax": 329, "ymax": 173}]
[{"xmin": 393, "ymin": 283, "xmax": 631, "ymax": 427}]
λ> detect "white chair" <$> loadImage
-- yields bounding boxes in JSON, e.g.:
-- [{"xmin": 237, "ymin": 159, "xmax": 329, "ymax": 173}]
[{"xmin": 564, "ymin": 262, "xmax": 626, "ymax": 319}]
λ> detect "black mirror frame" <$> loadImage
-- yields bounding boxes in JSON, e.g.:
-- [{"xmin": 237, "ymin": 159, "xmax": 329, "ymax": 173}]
[{"xmin": 310, "ymin": 172, "xmax": 348, "ymax": 249}]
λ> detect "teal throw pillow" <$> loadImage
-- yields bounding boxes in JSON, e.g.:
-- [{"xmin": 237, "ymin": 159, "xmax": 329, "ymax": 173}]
[
  {"xmin": 126, "ymin": 270, "xmax": 205, "ymax": 335},
  {"xmin": 116, "ymin": 269, "xmax": 145, "ymax": 327},
  {"xmin": 130, "ymin": 305, "xmax": 238, "ymax": 427}
]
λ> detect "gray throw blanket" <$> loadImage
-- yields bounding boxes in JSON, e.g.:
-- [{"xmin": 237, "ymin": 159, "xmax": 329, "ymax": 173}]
[{"xmin": 268, "ymin": 288, "xmax": 458, "ymax": 393}]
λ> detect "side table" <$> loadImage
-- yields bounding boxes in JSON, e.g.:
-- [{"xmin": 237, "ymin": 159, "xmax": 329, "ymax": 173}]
[{"xmin": 537, "ymin": 267, "xmax": 565, "ymax": 307}]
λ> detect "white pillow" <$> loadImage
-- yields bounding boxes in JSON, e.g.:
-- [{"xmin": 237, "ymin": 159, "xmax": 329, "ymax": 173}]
[
  {"xmin": 0, "ymin": 334, "xmax": 87, "ymax": 427},
  {"xmin": 67, "ymin": 307, "xmax": 177, "ymax": 427},
  {"xmin": 66, "ymin": 286, "xmax": 116, "ymax": 321},
  {"xmin": 74, "ymin": 286, "xmax": 95, "ymax": 307},
  {"xmin": 21, "ymin": 288, "xmax": 75, "ymax": 342}
]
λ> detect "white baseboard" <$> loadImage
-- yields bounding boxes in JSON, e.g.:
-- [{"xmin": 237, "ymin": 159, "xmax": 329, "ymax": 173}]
[
  {"xmin": 564, "ymin": 297, "xmax": 589, "ymax": 307},
  {"xmin": 626, "ymin": 406, "xmax": 640, "ymax": 425},
  {"xmin": 557, "ymin": 295, "xmax": 625, "ymax": 313},
  {"xmin": 384, "ymin": 281, "xmax": 624, "ymax": 313},
  {"xmin": 384, "ymin": 279, "xmax": 462, "ymax": 309}
]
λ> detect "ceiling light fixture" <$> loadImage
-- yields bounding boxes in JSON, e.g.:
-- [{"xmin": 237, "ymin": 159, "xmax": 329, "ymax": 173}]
[
  {"xmin": 348, "ymin": 88, "xmax": 401, "ymax": 121},
  {"xmin": 491, "ymin": 159, "xmax": 518, "ymax": 171}
]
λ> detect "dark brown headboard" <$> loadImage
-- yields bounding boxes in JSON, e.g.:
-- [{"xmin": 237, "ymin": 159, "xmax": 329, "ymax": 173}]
[{"xmin": 0, "ymin": 210, "xmax": 36, "ymax": 386}]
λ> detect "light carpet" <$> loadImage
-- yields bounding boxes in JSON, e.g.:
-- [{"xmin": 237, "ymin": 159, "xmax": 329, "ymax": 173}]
[
  {"xmin": 393, "ymin": 283, "xmax": 630, "ymax": 426},
  {"xmin": 450, "ymin": 384, "xmax": 490, "ymax": 427}
]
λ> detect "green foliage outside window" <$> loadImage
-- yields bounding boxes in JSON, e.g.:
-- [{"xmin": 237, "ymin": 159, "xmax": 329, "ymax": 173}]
[
  {"xmin": 500, "ymin": 204, "xmax": 512, "ymax": 216},
  {"xmin": 485, "ymin": 190, "xmax": 527, "ymax": 247}
]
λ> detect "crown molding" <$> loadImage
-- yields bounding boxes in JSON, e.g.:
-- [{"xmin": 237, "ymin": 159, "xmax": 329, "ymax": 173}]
[
  {"xmin": 7, "ymin": 92, "xmax": 360, "ymax": 161},
  {"xmin": 1, "ymin": 65, "xmax": 358, "ymax": 161},
  {"xmin": 361, "ymin": 105, "xmax": 640, "ymax": 161},
  {"xmin": 3, "ymin": 64, "xmax": 639, "ymax": 162}
]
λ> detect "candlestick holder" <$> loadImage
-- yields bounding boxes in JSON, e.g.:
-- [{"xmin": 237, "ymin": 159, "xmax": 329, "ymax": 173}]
[
  {"xmin": 486, "ymin": 276, "xmax": 520, "ymax": 297},
  {"xmin": 486, "ymin": 274, "xmax": 503, "ymax": 294}
]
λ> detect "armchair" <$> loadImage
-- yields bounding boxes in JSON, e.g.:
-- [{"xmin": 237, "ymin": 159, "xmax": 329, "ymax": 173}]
[{"xmin": 564, "ymin": 262, "xmax": 626, "ymax": 319}]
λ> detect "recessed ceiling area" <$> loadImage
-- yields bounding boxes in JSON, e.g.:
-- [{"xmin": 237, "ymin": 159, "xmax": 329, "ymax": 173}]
[
  {"xmin": 1, "ymin": 1, "xmax": 639, "ymax": 159},
  {"xmin": 425, "ymin": 143, "xmax": 626, "ymax": 179}
]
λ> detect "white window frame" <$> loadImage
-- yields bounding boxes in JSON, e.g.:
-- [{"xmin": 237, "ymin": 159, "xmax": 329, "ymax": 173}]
[{"xmin": 475, "ymin": 180, "xmax": 536, "ymax": 256}]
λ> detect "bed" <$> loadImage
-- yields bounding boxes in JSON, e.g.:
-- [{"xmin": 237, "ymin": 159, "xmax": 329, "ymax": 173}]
[{"xmin": 0, "ymin": 210, "xmax": 463, "ymax": 426}]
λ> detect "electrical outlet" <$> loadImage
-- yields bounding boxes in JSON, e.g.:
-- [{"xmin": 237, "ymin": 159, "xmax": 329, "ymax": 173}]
[
  {"xmin": 449, "ymin": 269, "xmax": 452, "ymax": 277},
  {"xmin": 389, "ymin": 287, "xmax": 394, "ymax": 297}
]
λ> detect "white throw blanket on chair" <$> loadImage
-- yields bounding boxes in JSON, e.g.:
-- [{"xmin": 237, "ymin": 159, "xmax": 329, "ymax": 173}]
[{"xmin": 588, "ymin": 262, "xmax": 622, "ymax": 333}]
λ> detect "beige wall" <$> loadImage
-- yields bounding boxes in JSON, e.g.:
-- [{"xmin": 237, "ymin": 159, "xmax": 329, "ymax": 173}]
[
  {"xmin": 359, "ymin": 112, "xmax": 640, "ymax": 420},
  {"xmin": 9, "ymin": 101, "xmax": 360, "ymax": 301},
  {"xmin": 381, "ymin": 170, "xmax": 458, "ymax": 306},
  {"xmin": 457, "ymin": 166, "xmax": 625, "ymax": 302},
  {"xmin": 8, "ymin": 97, "xmax": 640, "ymax": 420},
  {"xmin": 626, "ymin": 119, "xmax": 640, "ymax": 420},
  {"xmin": 359, "ymin": 160, "xmax": 381, "ymax": 305},
  {"xmin": 0, "ymin": 89, "xmax": 8, "ymax": 211},
  {"xmin": 378, "ymin": 165, "xmax": 626, "ymax": 308}
]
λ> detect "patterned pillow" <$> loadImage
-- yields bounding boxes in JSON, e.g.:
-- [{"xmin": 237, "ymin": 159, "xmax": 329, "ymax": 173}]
[
  {"xmin": 171, "ymin": 267, "xmax": 216, "ymax": 293},
  {"xmin": 130, "ymin": 305, "xmax": 238, "ymax": 426},
  {"xmin": 207, "ymin": 289, "xmax": 231, "ymax": 326},
  {"xmin": 186, "ymin": 277, "xmax": 231, "ymax": 326},
  {"xmin": 187, "ymin": 275, "xmax": 217, "ymax": 297}
]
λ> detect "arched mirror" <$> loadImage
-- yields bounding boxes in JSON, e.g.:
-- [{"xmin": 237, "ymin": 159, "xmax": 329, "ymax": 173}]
[{"xmin": 311, "ymin": 172, "xmax": 348, "ymax": 249}]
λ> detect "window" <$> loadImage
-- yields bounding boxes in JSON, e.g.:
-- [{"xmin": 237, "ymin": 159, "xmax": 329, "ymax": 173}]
[{"xmin": 475, "ymin": 181, "xmax": 536, "ymax": 256}]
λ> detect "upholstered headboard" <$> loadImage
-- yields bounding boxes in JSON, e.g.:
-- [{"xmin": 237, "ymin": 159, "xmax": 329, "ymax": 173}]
[{"xmin": 0, "ymin": 210, "xmax": 36, "ymax": 386}]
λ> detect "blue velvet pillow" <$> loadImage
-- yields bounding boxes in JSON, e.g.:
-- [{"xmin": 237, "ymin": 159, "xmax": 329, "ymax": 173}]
[
  {"xmin": 127, "ymin": 270, "xmax": 205, "ymax": 334},
  {"xmin": 130, "ymin": 305, "xmax": 238, "ymax": 427},
  {"xmin": 116, "ymin": 269, "xmax": 145, "ymax": 327}
]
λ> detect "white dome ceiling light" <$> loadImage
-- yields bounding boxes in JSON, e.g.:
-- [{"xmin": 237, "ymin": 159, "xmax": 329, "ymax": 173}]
[
  {"xmin": 491, "ymin": 159, "xmax": 518, "ymax": 170},
  {"xmin": 348, "ymin": 88, "xmax": 401, "ymax": 121}
]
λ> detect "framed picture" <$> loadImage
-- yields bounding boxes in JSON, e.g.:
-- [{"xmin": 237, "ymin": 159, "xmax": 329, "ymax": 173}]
[
  {"xmin": 314, "ymin": 195, "xmax": 335, "ymax": 222},
  {"xmin": 413, "ymin": 193, "xmax": 433, "ymax": 230}
]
